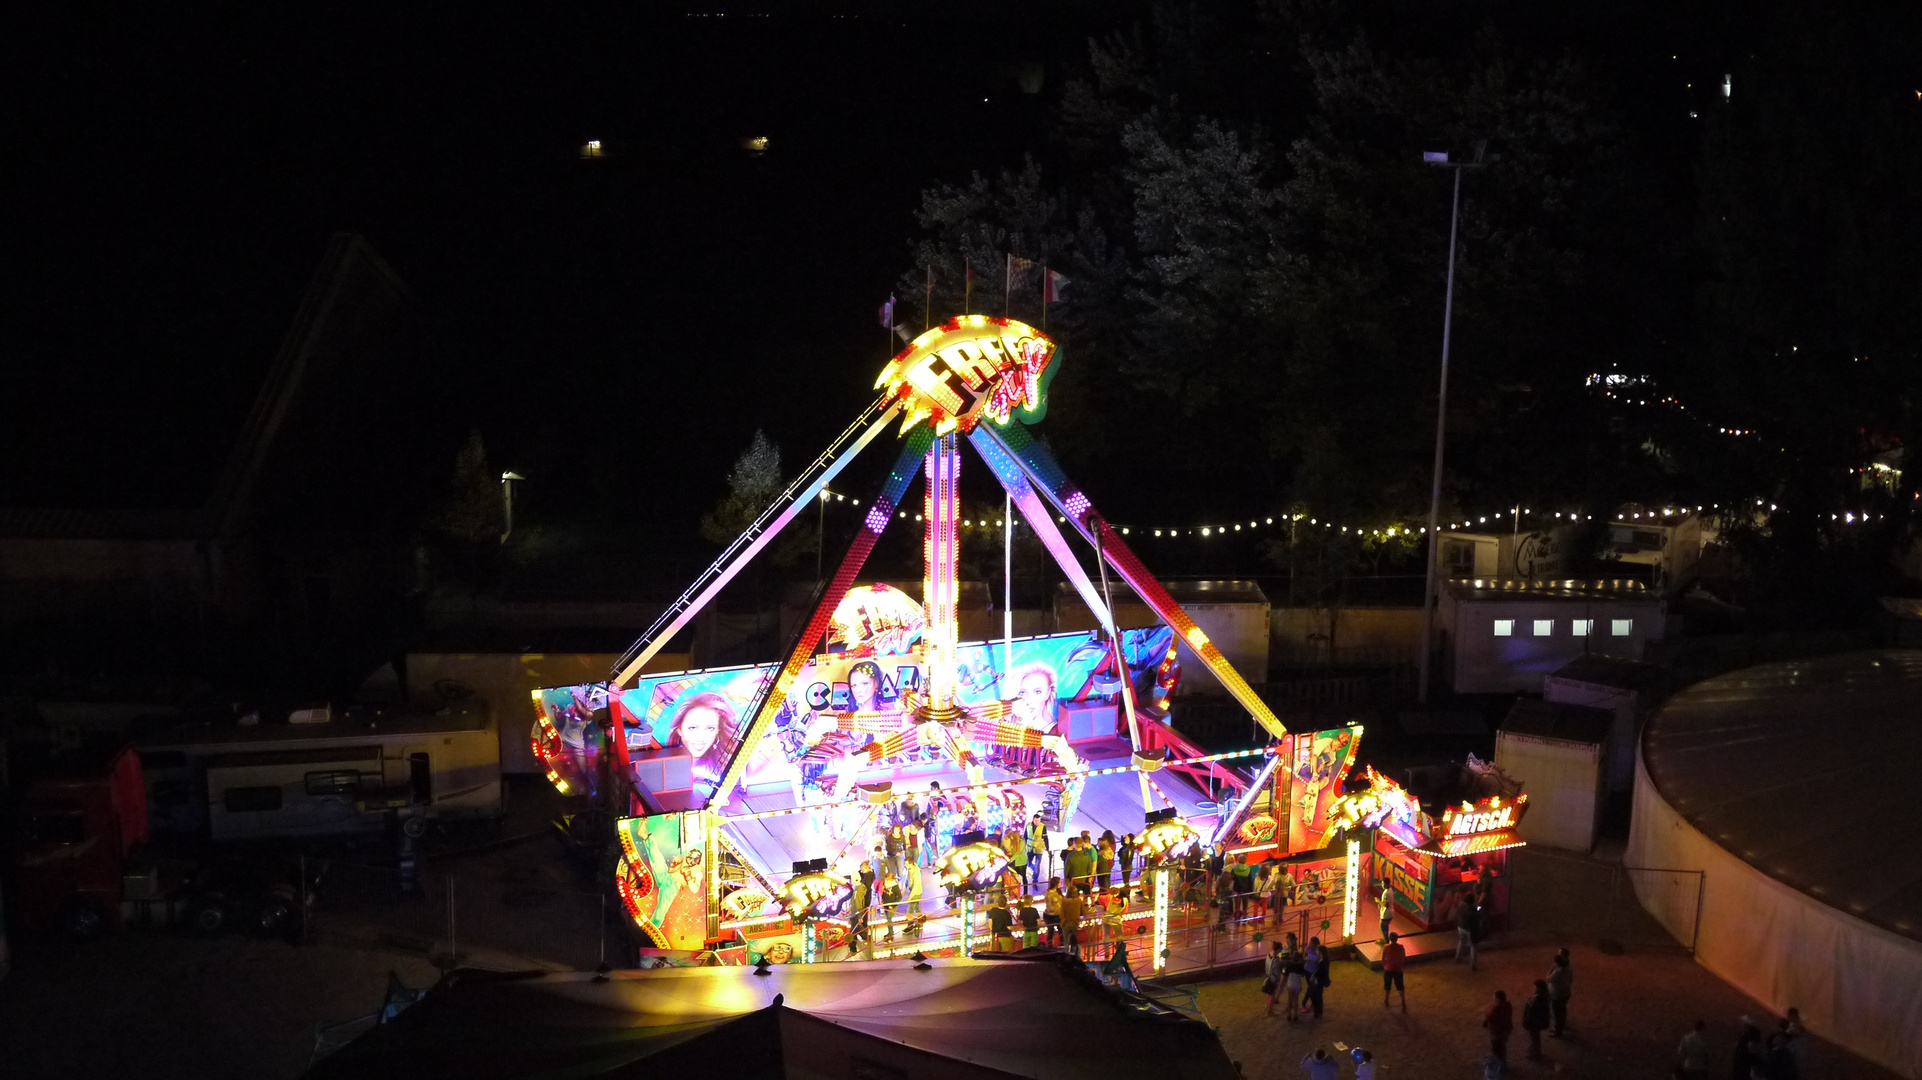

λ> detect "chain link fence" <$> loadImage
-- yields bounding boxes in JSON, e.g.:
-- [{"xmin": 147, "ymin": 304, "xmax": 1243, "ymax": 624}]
[
  {"xmin": 309, "ymin": 854, "xmax": 613, "ymax": 970},
  {"xmin": 1508, "ymin": 847, "xmax": 1700, "ymax": 954}
]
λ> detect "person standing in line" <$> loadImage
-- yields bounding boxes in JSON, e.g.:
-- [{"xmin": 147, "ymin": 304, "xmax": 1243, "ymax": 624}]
[
  {"xmin": 1016, "ymin": 893, "xmax": 1041, "ymax": 949},
  {"xmin": 1213, "ymin": 864, "xmax": 1236, "ymax": 929},
  {"xmin": 1546, "ymin": 949, "xmax": 1573, "ymax": 1036},
  {"xmin": 1057, "ymin": 885, "xmax": 1085, "ymax": 958},
  {"xmin": 1302, "ymin": 936, "xmax": 1328, "ymax": 1020},
  {"xmin": 1483, "ymin": 989, "xmax": 1514, "ymax": 1066},
  {"xmin": 1043, "ymin": 878, "xmax": 1064, "ymax": 947},
  {"xmin": 1231, "ymin": 853, "xmax": 1256, "ymax": 918},
  {"xmin": 1677, "ymin": 1020, "xmax": 1711, "ymax": 1080},
  {"xmin": 1269, "ymin": 864, "xmax": 1292, "ymax": 926},
  {"xmin": 1118, "ymin": 832, "xmax": 1137, "ymax": 893},
  {"xmin": 1003, "ymin": 826, "xmax": 1027, "ymax": 893},
  {"xmin": 1375, "ymin": 881, "xmax": 1394, "ymax": 942},
  {"xmin": 1065, "ymin": 837, "xmax": 1096, "ymax": 896},
  {"xmin": 1520, "ymin": 979, "xmax": 1551, "ymax": 1060},
  {"xmin": 1096, "ymin": 831, "xmax": 1117, "ymax": 889},
  {"xmin": 987, "ymin": 896, "xmax": 1017, "ymax": 952},
  {"xmin": 1455, "ymin": 895, "xmax": 1480, "ymax": 971},
  {"xmin": 1025, "ymin": 814, "xmax": 1046, "ymax": 887},
  {"xmin": 1380, "ymin": 932, "xmax": 1407, "ymax": 1011},
  {"xmin": 1300, "ymin": 1047, "xmax": 1340, "ymax": 1080}
]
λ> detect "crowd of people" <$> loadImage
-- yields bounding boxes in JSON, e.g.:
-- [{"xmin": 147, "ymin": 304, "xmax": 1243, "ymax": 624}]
[{"xmin": 833, "ymin": 782, "xmax": 1359, "ymax": 961}]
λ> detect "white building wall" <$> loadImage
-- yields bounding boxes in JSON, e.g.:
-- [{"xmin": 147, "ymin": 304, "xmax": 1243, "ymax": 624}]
[
  {"xmin": 1495, "ymin": 732, "xmax": 1601, "ymax": 852},
  {"xmin": 1443, "ymin": 596, "xmax": 1663, "ymax": 694}
]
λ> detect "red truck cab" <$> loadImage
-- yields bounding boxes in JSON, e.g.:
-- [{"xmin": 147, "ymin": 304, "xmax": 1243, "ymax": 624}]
[{"xmin": 17, "ymin": 744, "xmax": 149, "ymax": 938}]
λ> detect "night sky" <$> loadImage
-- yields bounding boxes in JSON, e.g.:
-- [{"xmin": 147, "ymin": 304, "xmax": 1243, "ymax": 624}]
[
  {"xmin": 4, "ymin": 5, "xmax": 1101, "ymax": 530},
  {"xmin": 2, "ymin": 2, "xmax": 1780, "ymax": 577}
]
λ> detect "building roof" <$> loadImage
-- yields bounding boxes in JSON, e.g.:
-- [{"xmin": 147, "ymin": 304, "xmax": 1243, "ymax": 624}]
[
  {"xmin": 1444, "ymin": 577, "xmax": 1657, "ymax": 603},
  {"xmin": 1500, "ymin": 698, "xmax": 1613, "ymax": 745},
  {"xmin": 0, "ymin": 507, "xmax": 201, "ymax": 540},
  {"xmin": 308, "ymin": 955, "xmax": 1240, "ymax": 1080},
  {"xmin": 1547, "ymin": 655, "xmax": 1669, "ymax": 695},
  {"xmin": 1878, "ymin": 597, "xmax": 1922, "ymax": 621},
  {"xmin": 1055, "ymin": 579, "xmax": 1269, "ymax": 607},
  {"xmin": 138, "ymin": 702, "xmax": 490, "ymax": 752},
  {"xmin": 1643, "ymin": 649, "xmax": 1922, "ymax": 943}
]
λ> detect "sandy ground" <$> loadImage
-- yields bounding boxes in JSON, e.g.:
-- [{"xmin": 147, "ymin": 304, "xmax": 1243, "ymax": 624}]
[{"xmin": 0, "ymin": 801, "xmax": 1901, "ymax": 1080}]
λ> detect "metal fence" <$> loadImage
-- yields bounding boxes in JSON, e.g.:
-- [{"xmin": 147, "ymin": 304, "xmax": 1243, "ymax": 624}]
[
  {"xmin": 310, "ymin": 857, "xmax": 613, "ymax": 970},
  {"xmin": 1509, "ymin": 848, "xmax": 1701, "ymax": 954}
]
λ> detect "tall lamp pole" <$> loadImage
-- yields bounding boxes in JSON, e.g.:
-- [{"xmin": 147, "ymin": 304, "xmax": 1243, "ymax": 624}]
[{"xmin": 1416, "ymin": 144, "xmax": 1486, "ymax": 705}]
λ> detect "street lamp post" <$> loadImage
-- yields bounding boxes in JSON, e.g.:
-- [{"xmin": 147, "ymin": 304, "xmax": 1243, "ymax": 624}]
[
  {"xmin": 1416, "ymin": 144, "xmax": 1485, "ymax": 705},
  {"xmin": 500, "ymin": 471, "xmax": 525, "ymax": 543}
]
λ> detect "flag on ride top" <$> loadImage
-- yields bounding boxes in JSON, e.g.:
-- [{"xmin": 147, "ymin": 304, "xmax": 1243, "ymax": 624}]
[
  {"xmin": 879, "ymin": 295, "xmax": 896, "ymax": 328},
  {"xmin": 1044, "ymin": 269, "xmax": 1071, "ymax": 304}
]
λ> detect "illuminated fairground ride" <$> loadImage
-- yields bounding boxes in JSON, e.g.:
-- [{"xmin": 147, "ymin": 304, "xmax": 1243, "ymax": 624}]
[{"xmin": 529, "ymin": 316, "xmax": 1436, "ymax": 969}]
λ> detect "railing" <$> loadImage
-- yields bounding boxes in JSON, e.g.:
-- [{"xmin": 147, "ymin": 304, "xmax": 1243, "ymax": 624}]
[{"xmin": 840, "ymin": 879, "xmax": 1351, "ymax": 979}]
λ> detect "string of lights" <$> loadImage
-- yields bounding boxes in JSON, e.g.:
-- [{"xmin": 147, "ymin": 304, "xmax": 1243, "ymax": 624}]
[
  {"xmin": 827, "ymin": 475, "xmax": 1892, "ymax": 545},
  {"xmin": 826, "ymin": 497, "xmax": 1891, "ymax": 543}
]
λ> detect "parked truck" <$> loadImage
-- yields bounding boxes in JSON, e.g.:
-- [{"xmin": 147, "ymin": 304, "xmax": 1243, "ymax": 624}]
[
  {"xmin": 16, "ymin": 743, "xmax": 152, "ymax": 939},
  {"xmin": 14, "ymin": 701, "xmax": 502, "ymax": 941}
]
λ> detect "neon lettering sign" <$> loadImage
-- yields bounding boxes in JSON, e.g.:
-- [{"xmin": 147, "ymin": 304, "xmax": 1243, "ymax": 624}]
[
  {"xmin": 1440, "ymin": 794, "xmax": 1528, "ymax": 838},
  {"xmin": 875, "ymin": 316, "xmax": 1057, "ymax": 435}
]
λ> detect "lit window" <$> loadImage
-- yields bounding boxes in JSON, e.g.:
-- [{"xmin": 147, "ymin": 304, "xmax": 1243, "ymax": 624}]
[
  {"xmin": 1611, "ymin": 619, "xmax": 1633, "ymax": 636},
  {"xmin": 1493, "ymin": 620, "xmax": 1514, "ymax": 637},
  {"xmin": 1571, "ymin": 620, "xmax": 1592, "ymax": 636},
  {"xmin": 1533, "ymin": 620, "xmax": 1553, "ymax": 636}
]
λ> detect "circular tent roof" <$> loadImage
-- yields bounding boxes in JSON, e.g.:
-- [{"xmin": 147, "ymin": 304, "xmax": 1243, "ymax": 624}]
[{"xmin": 1644, "ymin": 649, "xmax": 1922, "ymax": 942}]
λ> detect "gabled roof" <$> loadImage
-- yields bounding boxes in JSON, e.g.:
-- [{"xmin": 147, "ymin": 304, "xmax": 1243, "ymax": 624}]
[{"xmin": 202, "ymin": 233, "xmax": 413, "ymax": 539}]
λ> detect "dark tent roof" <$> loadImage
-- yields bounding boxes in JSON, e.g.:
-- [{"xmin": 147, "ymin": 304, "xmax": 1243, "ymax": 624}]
[
  {"xmin": 1547, "ymin": 654, "xmax": 1668, "ymax": 695},
  {"xmin": 307, "ymin": 954, "xmax": 1239, "ymax": 1080},
  {"xmin": 1643, "ymin": 649, "xmax": 1922, "ymax": 942},
  {"xmin": 1502, "ymin": 698, "xmax": 1613, "ymax": 745}
]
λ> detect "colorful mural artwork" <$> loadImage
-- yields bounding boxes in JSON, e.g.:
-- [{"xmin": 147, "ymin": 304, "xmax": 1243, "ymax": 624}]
[
  {"xmin": 1285, "ymin": 728, "xmax": 1361, "ymax": 852},
  {"xmin": 614, "ymin": 812, "xmax": 709, "ymax": 950},
  {"xmin": 536, "ymin": 624, "xmax": 1178, "ymax": 808}
]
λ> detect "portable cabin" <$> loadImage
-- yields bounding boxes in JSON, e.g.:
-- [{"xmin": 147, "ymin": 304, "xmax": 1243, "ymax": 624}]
[
  {"xmin": 138, "ymin": 702, "xmax": 500, "ymax": 841},
  {"xmin": 1437, "ymin": 578, "xmax": 1664, "ymax": 694}
]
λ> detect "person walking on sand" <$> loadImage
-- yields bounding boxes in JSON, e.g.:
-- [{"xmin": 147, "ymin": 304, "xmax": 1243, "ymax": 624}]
[
  {"xmin": 1264, "ymin": 940, "xmax": 1286, "ymax": 1017},
  {"xmin": 1301, "ymin": 936, "xmax": 1328, "ymax": 1019},
  {"xmin": 1282, "ymin": 933, "xmax": 1307, "ymax": 1022},
  {"xmin": 1483, "ymin": 989, "xmax": 1514, "ymax": 1066},
  {"xmin": 1677, "ymin": 1019, "xmax": 1710, "ymax": 1080},
  {"xmin": 1380, "ymin": 931, "xmax": 1407, "ymax": 1011},
  {"xmin": 1300, "ymin": 1047, "xmax": 1340, "ymax": 1080},
  {"xmin": 1783, "ymin": 1008, "xmax": 1809, "ymax": 1077},
  {"xmin": 1521, "ymin": 979, "xmax": 1551, "ymax": 1060},
  {"xmin": 1546, "ymin": 949, "xmax": 1573, "ymax": 1036},
  {"xmin": 1455, "ymin": 895, "xmax": 1481, "ymax": 971}
]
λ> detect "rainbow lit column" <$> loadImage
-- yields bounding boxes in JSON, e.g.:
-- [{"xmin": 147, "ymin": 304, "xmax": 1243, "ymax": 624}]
[{"xmin": 923, "ymin": 433, "xmax": 962, "ymax": 714}]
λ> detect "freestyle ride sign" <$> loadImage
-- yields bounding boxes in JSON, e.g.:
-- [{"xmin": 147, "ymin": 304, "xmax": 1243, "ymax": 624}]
[{"xmin": 876, "ymin": 315, "xmax": 1058, "ymax": 435}]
